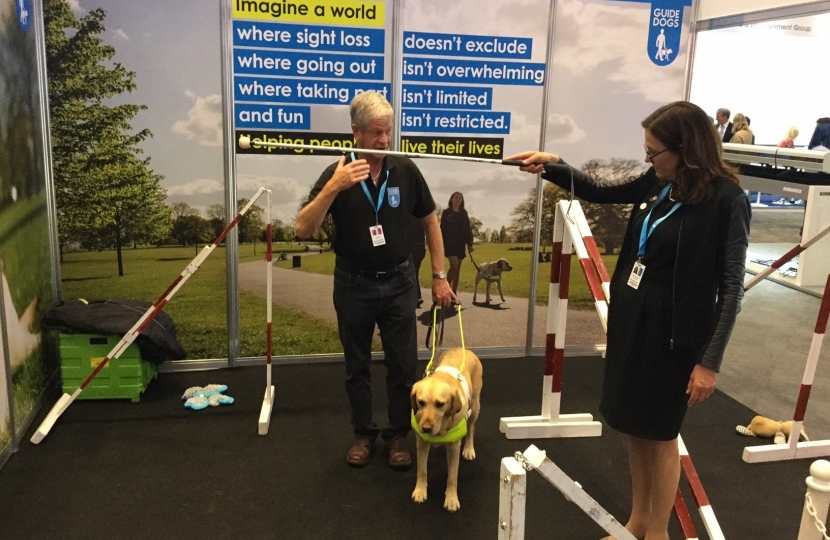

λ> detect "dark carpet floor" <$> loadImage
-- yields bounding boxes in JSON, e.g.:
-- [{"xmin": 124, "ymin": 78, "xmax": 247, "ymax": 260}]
[{"xmin": 0, "ymin": 356, "xmax": 813, "ymax": 540}]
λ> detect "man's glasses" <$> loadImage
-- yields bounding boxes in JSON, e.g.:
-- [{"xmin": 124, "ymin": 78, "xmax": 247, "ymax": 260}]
[{"xmin": 644, "ymin": 145, "xmax": 670, "ymax": 161}]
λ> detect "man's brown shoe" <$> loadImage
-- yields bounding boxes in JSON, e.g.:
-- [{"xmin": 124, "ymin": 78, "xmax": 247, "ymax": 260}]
[
  {"xmin": 387, "ymin": 436, "xmax": 412, "ymax": 469},
  {"xmin": 346, "ymin": 438, "xmax": 373, "ymax": 467}
]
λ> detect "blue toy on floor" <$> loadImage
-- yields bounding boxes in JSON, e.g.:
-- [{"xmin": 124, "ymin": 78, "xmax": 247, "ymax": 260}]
[{"xmin": 182, "ymin": 384, "xmax": 234, "ymax": 410}]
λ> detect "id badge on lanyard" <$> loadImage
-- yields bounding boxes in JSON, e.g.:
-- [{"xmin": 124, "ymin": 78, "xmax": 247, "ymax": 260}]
[
  {"xmin": 629, "ymin": 184, "xmax": 681, "ymax": 289},
  {"xmin": 356, "ymin": 153, "xmax": 390, "ymax": 247}
]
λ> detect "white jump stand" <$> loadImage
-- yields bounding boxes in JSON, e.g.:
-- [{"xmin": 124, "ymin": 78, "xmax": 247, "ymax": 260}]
[{"xmin": 798, "ymin": 185, "xmax": 830, "ymax": 287}]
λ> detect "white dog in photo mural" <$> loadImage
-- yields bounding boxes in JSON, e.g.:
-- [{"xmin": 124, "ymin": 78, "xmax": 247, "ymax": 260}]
[{"xmin": 0, "ymin": 270, "xmax": 40, "ymax": 430}]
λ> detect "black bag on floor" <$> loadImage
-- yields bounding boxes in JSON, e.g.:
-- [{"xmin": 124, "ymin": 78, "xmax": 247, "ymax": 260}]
[{"xmin": 42, "ymin": 298, "xmax": 187, "ymax": 364}]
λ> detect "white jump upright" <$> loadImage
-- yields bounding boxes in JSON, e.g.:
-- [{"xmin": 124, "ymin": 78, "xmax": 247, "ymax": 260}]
[
  {"xmin": 743, "ymin": 274, "xmax": 830, "ymax": 464},
  {"xmin": 500, "ymin": 200, "xmax": 603, "ymax": 439},
  {"xmin": 31, "ymin": 188, "xmax": 270, "ymax": 444},
  {"xmin": 798, "ymin": 459, "xmax": 830, "ymax": 540},
  {"xmin": 259, "ymin": 189, "xmax": 275, "ymax": 435},
  {"xmin": 497, "ymin": 445, "xmax": 637, "ymax": 540}
]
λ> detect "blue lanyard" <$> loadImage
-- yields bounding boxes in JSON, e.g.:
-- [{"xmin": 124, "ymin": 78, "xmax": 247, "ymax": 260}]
[
  {"xmin": 638, "ymin": 184, "xmax": 681, "ymax": 259},
  {"xmin": 352, "ymin": 152, "xmax": 388, "ymax": 224}
]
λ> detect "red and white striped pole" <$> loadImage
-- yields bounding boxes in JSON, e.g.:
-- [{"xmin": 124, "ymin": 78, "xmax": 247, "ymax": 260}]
[
  {"xmin": 571, "ymin": 204, "xmax": 612, "ymax": 303},
  {"xmin": 744, "ymin": 274, "xmax": 830, "ymax": 463},
  {"xmin": 561, "ymin": 202, "xmax": 608, "ymax": 331},
  {"xmin": 679, "ymin": 436, "xmax": 725, "ymax": 539},
  {"xmin": 31, "ymin": 188, "xmax": 269, "ymax": 444},
  {"xmin": 744, "ymin": 221, "xmax": 830, "ymax": 292},
  {"xmin": 673, "ymin": 488, "xmax": 699, "ymax": 540},
  {"xmin": 259, "ymin": 189, "xmax": 275, "ymax": 435}
]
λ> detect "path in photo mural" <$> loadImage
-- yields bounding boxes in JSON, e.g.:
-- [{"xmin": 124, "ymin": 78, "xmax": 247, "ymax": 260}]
[{"xmin": 237, "ymin": 260, "xmax": 607, "ymax": 349}]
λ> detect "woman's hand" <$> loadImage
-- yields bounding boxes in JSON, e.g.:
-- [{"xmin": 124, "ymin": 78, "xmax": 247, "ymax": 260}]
[
  {"xmin": 686, "ymin": 364, "xmax": 717, "ymax": 406},
  {"xmin": 468, "ymin": 245, "xmax": 474, "ymax": 253},
  {"xmin": 505, "ymin": 151, "xmax": 560, "ymax": 174}
]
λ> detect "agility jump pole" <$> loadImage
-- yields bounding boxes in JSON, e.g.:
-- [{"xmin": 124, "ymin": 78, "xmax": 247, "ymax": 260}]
[
  {"xmin": 498, "ymin": 445, "xmax": 637, "ymax": 540},
  {"xmin": 744, "ymin": 221, "xmax": 830, "ymax": 292},
  {"xmin": 743, "ymin": 273, "xmax": 830, "ymax": 464},
  {"xmin": 238, "ymin": 135, "xmax": 525, "ymax": 166},
  {"xmin": 258, "ymin": 189, "xmax": 275, "ymax": 435},
  {"xmin": 500, "ymin": 201, "xmax": 603, "ymax": 439},
  {"xmin": 31, "ymin": 188, "xmax": 271, "ymax": 445},
  {"xmin": 678, "ymin": 436, "xmax": 725, "ymax": 539}
]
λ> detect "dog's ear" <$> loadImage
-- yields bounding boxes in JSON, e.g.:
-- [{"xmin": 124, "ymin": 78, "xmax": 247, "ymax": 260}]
[
  {"xmin": 449, "ymin": 388, "xmax": 463, "ymax": 418},
  {"xmin": 410, "ymin": 387, "xmax": 419, "ymax": 412}
]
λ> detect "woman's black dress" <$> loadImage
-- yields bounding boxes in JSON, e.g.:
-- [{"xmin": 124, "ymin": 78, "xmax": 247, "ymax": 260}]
[
  {"xmin": 441, "ymin": 210, "xmax": 472, "ymax": 259},
  {"xmin": 600, "ymin": 193, "xmax": 703, "ymax": 441}
]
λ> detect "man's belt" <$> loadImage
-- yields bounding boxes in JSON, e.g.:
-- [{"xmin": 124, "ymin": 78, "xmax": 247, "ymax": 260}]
[{"xmin": 336, "ymin": 256, "xmax": 410, "ymax": 280}]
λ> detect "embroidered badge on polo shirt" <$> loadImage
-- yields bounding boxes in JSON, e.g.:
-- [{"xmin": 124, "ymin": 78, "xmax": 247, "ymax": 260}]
[{"xmin": 387, "ymin": 187, "xmax": 400, "ymax": 208}]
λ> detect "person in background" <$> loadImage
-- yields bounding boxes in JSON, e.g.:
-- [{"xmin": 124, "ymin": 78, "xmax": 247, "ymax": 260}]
[
  {"xmin": 778, "ymin": 126, "xmax": 799, "ymax": 148},
  {"xmin": 715, "ymin": 107, "xmax": 733, "ymax": 143},
  {"xmin": 745, "ymin": 116, "xmax": 756, "ymax": 144},
  {"xmin": 729, "ymin": 113, "xmax": 753, "ymax": 144},
  {"xmin": 440, "ymin": 192, "xmax": 475, "ymax": 301},
  {"xmin": 808, "ymin": 118, "xmax": 830, "ymax": 151},
  {"xmin": 506, "ymin": 101, "xmax": 750, "ymax": 540},
  {"xmin": 295, "ymin": 92, "xmax": 455, "ymax": 470},
  {"xmin": 410, "ymin": 215, "xmax": 427, "ymax": 308}
]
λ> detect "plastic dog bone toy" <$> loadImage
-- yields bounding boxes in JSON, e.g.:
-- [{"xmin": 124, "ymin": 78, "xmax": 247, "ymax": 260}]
[{"xmin": 182, "ymin": 384, "xmax": 234, "ymax": 410}]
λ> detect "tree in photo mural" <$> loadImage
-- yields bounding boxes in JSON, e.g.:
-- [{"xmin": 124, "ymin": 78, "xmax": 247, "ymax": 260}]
[
  {"xmin": 580, "ymin": 158, "xmax": 640, "ymax": 254},
  {"xmin": 45, "ymin": 0, "xmax": 169, "ymax": 274},
  {"xmin": 508, "ymin": 158, "xmax": 640, "ymax": 253}
]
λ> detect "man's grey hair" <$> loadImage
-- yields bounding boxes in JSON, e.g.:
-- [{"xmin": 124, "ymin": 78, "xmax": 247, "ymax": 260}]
[
  {"xmin": 717, "ymin": 108, "xmax": 731, "ymax": 119},
  {"xmin": 350, "ymin": 92, "xmax": 393, "ymax": 131}
]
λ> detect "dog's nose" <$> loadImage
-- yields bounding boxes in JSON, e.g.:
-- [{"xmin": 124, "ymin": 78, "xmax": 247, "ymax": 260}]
[{"xmin": 420, "ymin": 422, "xmax": 433, "ymax": 432}]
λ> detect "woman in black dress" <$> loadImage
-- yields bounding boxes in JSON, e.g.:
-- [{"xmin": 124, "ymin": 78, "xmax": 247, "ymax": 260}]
[
  {"xmin": 440, "ymin": 192, "xmax": 474, "ymax": 297},
  {"xmin": 508, "ymin": 101, "xmax": 750, "ymax": 540}
]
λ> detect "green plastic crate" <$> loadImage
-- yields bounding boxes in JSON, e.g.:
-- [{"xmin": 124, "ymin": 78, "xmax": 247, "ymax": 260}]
[{"xmin": 60, "ymin": 334, "xmax": 156, "ymax": 402}]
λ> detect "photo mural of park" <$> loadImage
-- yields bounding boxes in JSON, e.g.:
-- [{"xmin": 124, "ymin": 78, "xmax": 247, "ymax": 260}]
[
  {"xmin": 0, "ymin": 0, "xmax": 57, "ymax": 452},
  {"xmin": 52, "ymin": 0, "xmax": 693, "ymax": 362}
]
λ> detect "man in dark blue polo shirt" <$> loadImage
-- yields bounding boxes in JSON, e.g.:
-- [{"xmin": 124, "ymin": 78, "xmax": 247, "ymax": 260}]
[{"xmin": 296, "ymin": 92, "xmax": 455, "ymax": 469}]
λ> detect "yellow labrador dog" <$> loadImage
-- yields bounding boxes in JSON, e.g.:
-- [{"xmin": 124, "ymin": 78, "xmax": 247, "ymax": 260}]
[
  {"xmin": 410, "ymin": 347, "xmax": 482, "ymax": 511},
  {"xmin": 473, "ymin": 258, "xmax": 513, "ymax": 304}
]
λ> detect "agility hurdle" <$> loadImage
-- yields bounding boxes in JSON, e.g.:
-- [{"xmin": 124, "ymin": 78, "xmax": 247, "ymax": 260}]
[
  {"xmin": 498, "ymin": 444, "xmax": 637, "ymax": 540},
  {"xmin": 259, "ymin": 189, "xmax": 275, "ymax": 435},
  {"xmin": 32, "ymin": 188, "xmax": 272, "ymax": 444},
  {"xmin": 743, "ymin": 274, "xmax": 830, "ymax": 464},
  {"xmin": 500, "ymin": 200, "xmax": 604, "ymax": 439},
  {"xmin": 500, "ymin": 199, "xmax": 725, "ymax": 535}
]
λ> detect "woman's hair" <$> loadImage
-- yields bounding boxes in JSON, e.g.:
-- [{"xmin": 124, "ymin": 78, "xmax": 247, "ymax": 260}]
[
  {"xmin": 350, "ymin": 92, "xmax": 393, "ymax": 131},
  {"xmin": 447, "ymin": 191, "xmax": 466, "ymax": 212},
  {"xmin": 817, "ymin": 117, "xmax": 830, "ymax": 125},
  {"xmin": 786, "ymin": 126, "xmax": 799, "ymax": 140},
  {"xmin": 731, "ymin": 113, "xmax": 749, "ymax": 133},
  {"xmin": 641, "ymin": 101, "xmax": 738, "ymax": 204}
]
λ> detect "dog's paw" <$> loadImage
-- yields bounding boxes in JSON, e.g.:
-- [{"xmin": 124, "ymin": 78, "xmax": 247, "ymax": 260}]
[
  {"xmin": 412, "ymin": 485, "xmax": 428, "ymax": 503},
  {"xmin": 443, "ymin": 493, "xmax": 460, "ymax": 512},
  {"xmin": 462, "ymin": 446, "xmax": 476, "ymax": 461}
]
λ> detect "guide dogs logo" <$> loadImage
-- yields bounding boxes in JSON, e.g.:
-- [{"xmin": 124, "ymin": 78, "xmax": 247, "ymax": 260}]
[
  {"xmin": 16, "ymin": 0, "xmax": 31, "ymax": 31},
  {"xmin": 387, "ymin": 187, "xmax": 400, "ymax": 208},
  {"xmin": 645, "ymin": 0, "xmax": 691, "ymax": 66}
]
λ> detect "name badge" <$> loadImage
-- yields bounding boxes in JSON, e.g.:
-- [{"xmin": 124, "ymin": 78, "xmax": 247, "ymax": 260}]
[
  {"xmin": 627, "ymin": 261, "xmax": 645, "ymax": 289},
  {"xmin": 370, "ymin": 225, "xmax": 386, "ymax": 246}
]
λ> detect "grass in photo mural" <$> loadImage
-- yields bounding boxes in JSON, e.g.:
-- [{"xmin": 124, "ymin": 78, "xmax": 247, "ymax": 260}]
[
  {"xmin": 60, "ymin": 242, "xmax": 343, "ymax": 361},
  {"xmin": 0, "ymin": 195, "xmax": 54, "ymax": 450}
]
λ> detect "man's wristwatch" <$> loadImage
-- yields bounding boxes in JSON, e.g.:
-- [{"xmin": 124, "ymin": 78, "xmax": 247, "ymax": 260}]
[{"xmin": 432, "ymin": 271, "xmax": 447, "ymax": 280}]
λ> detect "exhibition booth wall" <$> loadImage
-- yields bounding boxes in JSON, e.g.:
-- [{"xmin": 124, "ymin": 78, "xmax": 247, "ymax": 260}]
[{"xmin": 0, "ymin": 0, "xmax": 827, "ymax": 468}]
